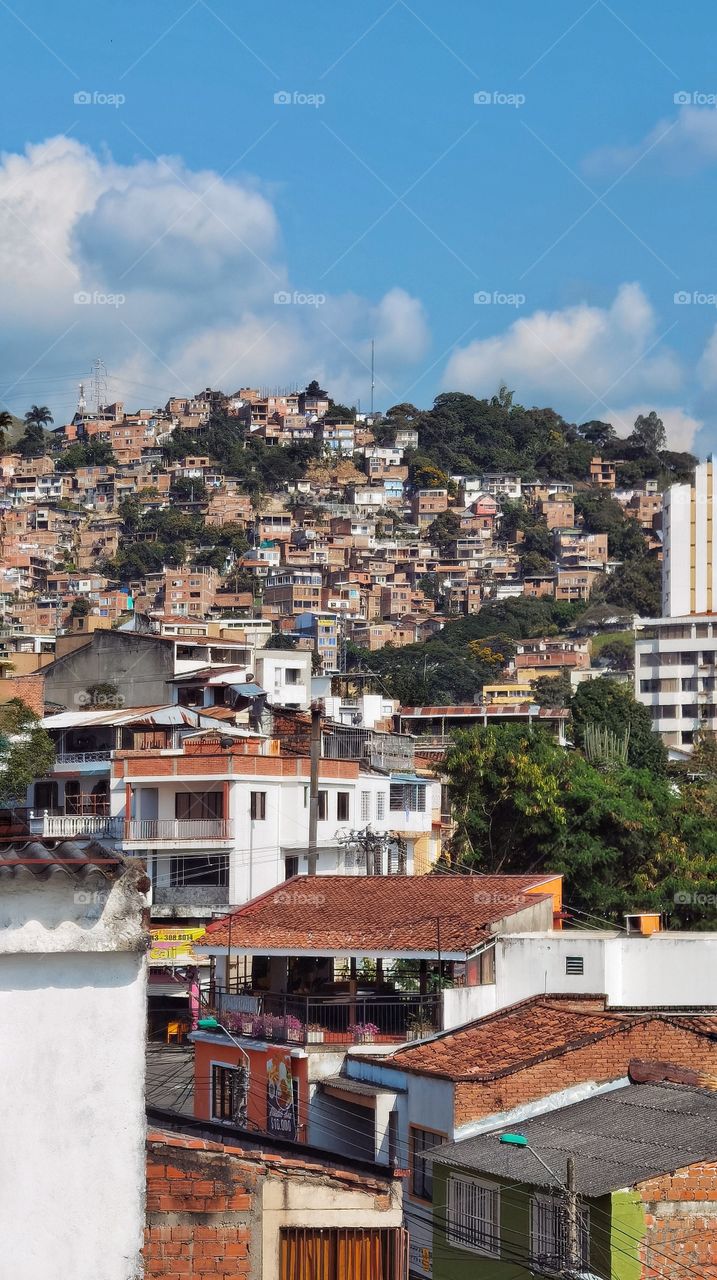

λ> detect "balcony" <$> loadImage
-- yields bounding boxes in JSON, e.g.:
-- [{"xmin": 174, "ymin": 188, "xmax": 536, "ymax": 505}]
[
  {"xmin": 124, "ymin": 818, "xmax": 233, "ymax": 846},
  {"xmin": 214, "ymin": 990, "xmax": 440, "ymax": 1047},
  {"xmin": 54, "ymin": 751, "xmax": 112, "ymax": 770},
  {"xmin": 29, "ymin": 812, "xmax": 123, "ymax": 841}
]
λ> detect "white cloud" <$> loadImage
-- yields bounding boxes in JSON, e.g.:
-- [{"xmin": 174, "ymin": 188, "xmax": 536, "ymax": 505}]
[
  {"xmin": 583, "ymin": 106, "xmax": 717, "ymax": 178},
  {"xmin": 0, "ymin": 136, "xmax": 429, "ymax": 418},
  {"xmin": 443, "ymin": 283, "xmax": 682, "ymax": 419},
  {"xmin": 606, "ymin": 404, "xmax": 703, "ymax": 453}
]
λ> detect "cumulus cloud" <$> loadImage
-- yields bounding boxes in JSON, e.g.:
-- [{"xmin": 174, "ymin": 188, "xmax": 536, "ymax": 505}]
[
  {"xmin": 443, "ymin": 283, "xmax": 682, "ymax": 418},
  {"xmin": 605, "ymin": 404, "xmax": 704, "ymax": 453},
  {"xmin": 583, "ymin": 106, "xmax": 717, "ymax": 178},
  {"xmin": 0, "ymin": 136, "xmax": 429, "ymax": 417}
]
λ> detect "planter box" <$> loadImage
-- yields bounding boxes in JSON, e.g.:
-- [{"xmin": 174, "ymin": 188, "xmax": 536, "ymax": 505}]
[
  {"xmin": 240, "ymin": 1017, "xmax": 253, "ymax": 1036},
  {"xmin": 306, "ymin": 1029, "xmax": 325, "ymax": 1044},
  {"xmin": 287, "ymin": 1027, "xmax": 304, "ymax": 1043}
]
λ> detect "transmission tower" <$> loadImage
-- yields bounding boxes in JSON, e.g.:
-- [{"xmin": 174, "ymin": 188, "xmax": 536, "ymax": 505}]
[{"xmin": 90, "ymin": 358, "xmax": 108, "ymax": 415}]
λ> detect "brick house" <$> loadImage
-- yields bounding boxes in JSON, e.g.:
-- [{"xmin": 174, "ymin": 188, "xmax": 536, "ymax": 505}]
[
  {"xmin": 339, "ymin": 997, "xmax": 717, "ymax": 1278},
  {"xmin": 145, "ymin": 1119, "xmax": 407, "ymax": 1280},
  {"xmin": 431, "ymin": 1070, "xmax": 717, "ymax": 1280}
]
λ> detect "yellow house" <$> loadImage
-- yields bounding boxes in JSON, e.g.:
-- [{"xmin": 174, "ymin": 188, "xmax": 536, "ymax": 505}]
[{"xmin": 482, "ymin": 681, "xmax": 535, "ymax": 705}]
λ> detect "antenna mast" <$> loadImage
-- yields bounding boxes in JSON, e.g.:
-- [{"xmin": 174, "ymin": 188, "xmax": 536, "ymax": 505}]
[
  {"xmin": 370, "ymin": 339, "xmax": 375, "ymax": 416},
  {"xmin": 90, "ymin": 358, "xmax": 108, "ymax": 415}
]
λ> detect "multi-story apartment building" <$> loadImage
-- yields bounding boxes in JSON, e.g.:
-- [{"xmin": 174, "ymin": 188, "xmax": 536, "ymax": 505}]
[
  {"xmin": 162, "ymin": 566, "xmax": 219, "ymax": 616},
  {"xmin": 589, "ymin": 455, "xmax": 616, "ymax": 488},
  {"xmin": 635, "ymin": 459, "xmax": 717, "ymax": 752},
  {"xmin": 264, "ymin": 569, "xmax": 323, "ymax": 614},
  {"xmin": 663, "ymin": 457, "xmax": 717, "ymax": 617},
  {"xmin": 634, "ymin": 615, "xmax": 717, "ymax": 750}
]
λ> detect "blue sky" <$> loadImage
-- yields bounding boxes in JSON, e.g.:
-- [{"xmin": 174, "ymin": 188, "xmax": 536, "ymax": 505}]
[{"xmin": 2, "ymin": 0, "xmax": 717, "ymax": 454}]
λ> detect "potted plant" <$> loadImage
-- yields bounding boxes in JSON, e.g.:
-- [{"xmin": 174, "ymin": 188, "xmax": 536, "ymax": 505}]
[
  {"xmin": 349, "ymin": 1021, "xmax": 381, "ymax": 1044},
  {"xmin": 306, "ymin": 1024, "xmax": 325, "ymax": 1044},
  {"xmin": 240, "ymin": 1014, "xmax": 254, "ymax": 1036},
  {"xmin": 285, "ymin": 1014, "xmax": 304, "ymax": 1044},
  {"xmin": 406, "ymin": 1012, "xmax": 434, "ymax": 1041}
]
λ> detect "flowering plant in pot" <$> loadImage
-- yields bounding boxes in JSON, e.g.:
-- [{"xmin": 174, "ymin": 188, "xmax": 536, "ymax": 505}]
[
  {"xmin": 285, "ymin": 1014, "xmax": 304, "ymax": 1043},
  {"xmin": 349, "ymin": 1021, "xmax": 381, "ymax": 1044}
]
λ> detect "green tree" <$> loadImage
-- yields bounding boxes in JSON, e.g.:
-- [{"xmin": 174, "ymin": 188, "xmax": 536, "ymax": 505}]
[
  {"xmin": 0, "ymin": 699, "xmax": 55, "ymax": 804},
  {"xmin": 630, "ymin": 410, "xmax": 666, "ymax": 457},
  {"xmin": 24, "ymin": 404, "xmax": 54, "ymax": 430},
  {"xmin": 532, "ymin": 672, "xmax": 572, "ymax": 708},
  {"xmin": 595, "ymin": 638, "xmax": 634, "ymax": 671},
  {"xmin": 427, "ymin": 510, "xmax": 461, "ymax": 554},
  {"xmin": 444, "ymin": 725, "xmax": 567, "ymax": 872},
  {"xmin": 16, "ymin": 422, "xmax": 49, "ymax": 458},
  {"xmin": 571, "ymin": 678, "xmax": 666, "ymax": 774}
]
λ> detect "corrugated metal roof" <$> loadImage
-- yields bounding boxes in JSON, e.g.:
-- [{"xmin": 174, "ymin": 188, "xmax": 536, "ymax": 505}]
[
  {"xmin": 42, "ymin": 705, "xmax": 198, "ymax": 728},
  {"xmin": 0, "ymin": 840, "xmax": 124, "ymax": 880},
  {"xmin": 431, "ymin": 1081, "xmax": 717, "ymax": 1196}
]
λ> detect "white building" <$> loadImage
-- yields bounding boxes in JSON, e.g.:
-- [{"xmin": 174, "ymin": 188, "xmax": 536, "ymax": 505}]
[
  {"xmin": 0, "ymin": 844, "xmax": 148, "ymax": 1280},
  {"xmin": 634, "ymin": 614, "xmax": 717, "ymax": 750},
  {"xmin": 663, "ymin": 456, "xmax": 717, "ymax": 616}
]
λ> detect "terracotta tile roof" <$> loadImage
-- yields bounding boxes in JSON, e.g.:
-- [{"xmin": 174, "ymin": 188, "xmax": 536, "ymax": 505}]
[
  {"xmin": 373, "ymin": 997, "xmax": 717, "ymax": 1081},
  {"xmin": 198, "ymin": 873, "xmax": 557, "ymax": 956},
  {"xmin": 0, "ymin": 839, "xmax": 124, "ymax": 880}
]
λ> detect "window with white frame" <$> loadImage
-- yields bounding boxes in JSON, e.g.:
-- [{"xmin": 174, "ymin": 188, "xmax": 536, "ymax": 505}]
[
  {"xmin": 447, "ymin": 1174, "xmax": 500, "ymax": 1256},
  {"xmin": 376, "ymin": 791, "xmax": 386, "ymax": 821},
  {"xmin": 530, "ymin": 1193, "xmax": 589, "ymax": 1272},
  {"xmin": 360, "ymin": 790, "xmax": 371, "ymax": 823}
]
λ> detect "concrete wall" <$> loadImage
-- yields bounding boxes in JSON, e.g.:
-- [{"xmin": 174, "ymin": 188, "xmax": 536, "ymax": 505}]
[
  {"xmin": 0, "ymin": 870, "xmax": 148, "ymax": 1280},
  {"xmin": 43, "ymin": 631, "xmax": 174, "ymax": 710}
]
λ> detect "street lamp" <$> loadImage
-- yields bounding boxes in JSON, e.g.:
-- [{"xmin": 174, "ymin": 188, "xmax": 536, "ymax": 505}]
[
  {"xmin": 197, "ymin": 1016, "xmax": 251, "ymax": 1126},
  {"xmin": 498, "ymin": 1133, "xmax": 580, "ymax": 1275}
]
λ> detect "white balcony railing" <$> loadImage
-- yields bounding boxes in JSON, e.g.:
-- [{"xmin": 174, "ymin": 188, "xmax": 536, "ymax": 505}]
[
  {"xmin": 30, "ymin": 813, "xmax": 123, "ymax": 840},
  {"xmin": 55, "ymin": 751, "xmax": 112, "ymax": 765},
  {"xmin": 124, "ymin": 818, "xmax": 233, "ymax": 843}
]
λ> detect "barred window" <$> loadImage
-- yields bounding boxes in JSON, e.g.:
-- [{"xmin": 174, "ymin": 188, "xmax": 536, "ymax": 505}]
[
  {"xmin": 447, "ymin": 1174, "xmax": 500, "ymax": 1256},
  {"xmin": 530, "ymin": 1194, "xmax": 589, "ymax": 1272}
]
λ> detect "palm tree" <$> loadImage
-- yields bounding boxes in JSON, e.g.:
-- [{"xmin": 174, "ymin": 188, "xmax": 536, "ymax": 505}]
[{"xmin": 24, "ymin": 404, "xmax": 54, "ymax": 429}]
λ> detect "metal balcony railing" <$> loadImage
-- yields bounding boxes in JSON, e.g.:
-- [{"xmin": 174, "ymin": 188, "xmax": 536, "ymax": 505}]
[
  {"xmin": 214, "ymin": 989, "xmax": 440, "ymax": 1046},
  {"xmin": 55, "ymin": 751, "xmax": 112, "ymax": 764},
  {"xmin": 125, "ymin": 818, "xmax": 233, "ymax": 842}
]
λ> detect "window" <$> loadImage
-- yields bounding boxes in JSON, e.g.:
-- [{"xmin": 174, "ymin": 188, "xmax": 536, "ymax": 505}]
[
  {"xmin": 318, "ymin": 790, "xmax": 328, "ymax": 821},
  {"xmin": 250, "ymin": 791, "xmax": 266, "ymax": 820},
  {"xmin": 376, "ymin": 791, "xmax": 386, "ymax": 821},
  {"xmin": 360, "ymin": 791, "xmax": 371, "ymax": 823},
  {"xmin": 171, "ymin": 854, "xmax": 228, "ymax": 887},
  {"xmin": 285, "ymin": 855, "xmax": 299, "ymax": 879},
  {"xmin": 410, "ymin": 1127, "xmax": 445, "ymax": 1201},
  {"xmin": 447, "ymin": 1175, "xmax": 500, "ymax": 1256},
  {"xmin": 565, "ymin": 955, "xmax": 584, "ymax": 975},
  {"xmin": 390, "ymin": 782, "xmax": 426, "ymax": 813},
  {"xmin": 337, "ymin": 791, "xmax": 349, "ymax": 822},
  {"xmin": 175, "ymin": 792, "xmax": 222, "ymax": 820},
  {"xmin": 285, "ymin": 667, "xmax": 301, "ymax": 685},
  {"xmin": 531, "ymin": 1194, "xmax": 589, "ymax": 1272},
  {"xmin": 211, "ymin": 1063, "xmax": 248, "ymax": 1125}
]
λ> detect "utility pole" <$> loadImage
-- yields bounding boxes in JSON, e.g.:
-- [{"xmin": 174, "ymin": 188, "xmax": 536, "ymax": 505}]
[
  {"xmin": 307, "ymin": 701, "xmax": 321, "ymax": 875},
  {"xmin": 565, "ymin": 1156, "xmax": 578, "ymax": 1274},
  {"xmin": 370, "ymin": 339, "xmax": 375, "ymax": 416}
]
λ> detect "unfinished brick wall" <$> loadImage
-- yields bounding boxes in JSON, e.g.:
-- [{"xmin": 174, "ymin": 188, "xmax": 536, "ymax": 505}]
[
  {"xmin": 638, "ymin": 1160, "xmax": 717, "ymax": 1279},
  {"xmin": 145, "ymin": 1132, "xmax": 256, "ymax": 1280},
  {"xmin": 0, "ymin": 673, "xmax": 45, "ymax": 716},
  {"xmin": 453, "ymin": 1021, "xmax": 717, "ymax": 1127}
]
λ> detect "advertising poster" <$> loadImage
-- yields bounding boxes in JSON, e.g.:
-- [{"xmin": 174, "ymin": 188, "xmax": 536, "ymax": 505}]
[{"xmin": 266, "ymin": 1051, "xmax": 296, "ymax": 1140}]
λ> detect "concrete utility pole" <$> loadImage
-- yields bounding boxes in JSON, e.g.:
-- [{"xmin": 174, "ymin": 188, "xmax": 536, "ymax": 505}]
[
  {"xmin": 307, "ymin": 701, "xmax": 322, "ymax": 875},
  {"xmin": 565, "ymin": 1156, "xmax": 578, "ymax": 1273}
]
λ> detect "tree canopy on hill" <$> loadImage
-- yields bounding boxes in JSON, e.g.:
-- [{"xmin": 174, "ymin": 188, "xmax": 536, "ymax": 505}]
[
  {"xmin": 442, "ymin": 721, "xmax": 717, "ymax": 927},
  {"xmin": 348, "ymin": 597, "xmax": 585, "ymax": 704},
  {"xmin": 401, "ymin": 391, "xmax": 695, "ymax": 485}
]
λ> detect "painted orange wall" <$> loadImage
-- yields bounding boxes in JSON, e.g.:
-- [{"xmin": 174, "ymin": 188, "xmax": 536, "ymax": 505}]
[{"xmin": 193, "ymin": 1039, "xmax": 309, "ymax": 1142}]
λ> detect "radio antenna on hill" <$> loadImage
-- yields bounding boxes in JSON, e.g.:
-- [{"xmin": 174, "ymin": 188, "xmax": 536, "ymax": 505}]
[
  {"xmin": 370, "ymin": 339, "xmax": 375, "ymax": 415},
  {"xmin": 91, "ymin": 357, "xmax": 108, "ymax": 414}
]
